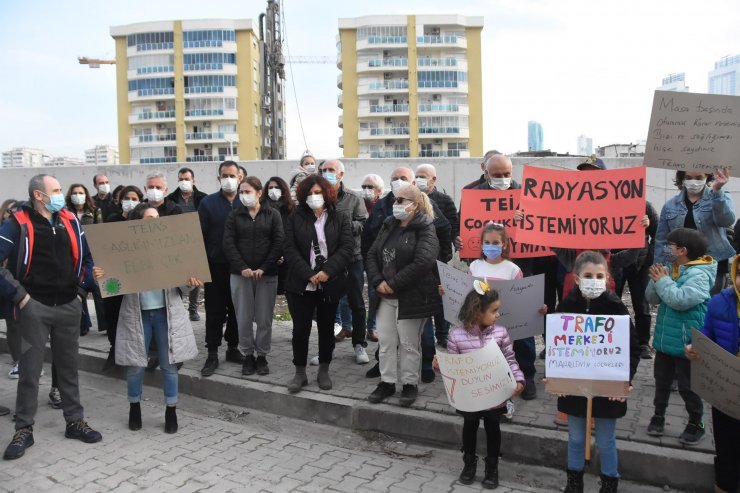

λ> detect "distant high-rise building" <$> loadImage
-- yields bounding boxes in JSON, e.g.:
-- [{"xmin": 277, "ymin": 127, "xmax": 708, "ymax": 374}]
[
  {"xmin": 1, "ymin": 147, "xmax": 51, "ymax": 168},
  {"xmin": 660, "ymin": 72, "xmax": 689, "ymax": 92},
  {"xmin": 577, "ymin": 135, "xmax": 593, "ymax": 156},
  {"xmin": 47, "ymin": 157, "xmax": 85, "ymax": 167},
  {"xmin": 528, "ymin": 121, "xmax": 543, "ymax": 152},
  {"xmin": 708, "ymin": 55, "xmax": 740, "ymax": 95},
  {"xmin": 85, "ymin": 145, "xmax": 119, "ymax": 166}
]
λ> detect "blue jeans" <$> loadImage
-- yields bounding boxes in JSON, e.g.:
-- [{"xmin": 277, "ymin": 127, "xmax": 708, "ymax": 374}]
[
  {"xmin": 567, "ymin": 416, "xmax": 619, "ymax": 478},
  {"xmin": 335, "ymin": 296, "xmax": 352, "ymax": 328},
  {"xmin": 421, "ymin": 318, "xmax": 436, "ymax": 370},
  {"xmin": 127, "ymin": 308, "xmax": 178, "ymax": 405}
]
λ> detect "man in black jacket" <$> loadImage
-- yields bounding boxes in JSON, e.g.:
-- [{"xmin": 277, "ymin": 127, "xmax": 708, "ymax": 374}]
[
  {"xmin": 92, "ymin": 174, "xmax": 115, "ymax": 220},
  {"xmin": 462, "ymin": 149, "xmax": 501, "ymax": 190},
  {"xmin": 144, "ymin": 171, "xmax": 183, "ymax": 217}
]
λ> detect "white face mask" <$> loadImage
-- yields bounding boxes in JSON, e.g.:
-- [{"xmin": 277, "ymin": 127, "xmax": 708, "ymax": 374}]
[
  {"xmin": 220, "ymin": 177, "xmax": 238, "ymax": 193},
  {"xmin": 121, "ymin": 199, "xmax": 139, "ymax": 212},
  {"xmin": 415, "ymin": 178, "xmax": 429, "ymax": 192},
  {"xmin": 178, "ymin": 180, "xmax": 193, "ymax": 193},
  {"xmin": 268, "ymin": 188, "xmax": 282, "ymax": 201},
  {"xmin": 392, "ymin": 202, "xmax": 413, "ymax": 221},
  {"xmin": 70, "ymin": 193, "xmax": 86, "ymax": 206},
  {"xmin": 684, "ymin": 179, "xmax": 705, "ymax": 195},
  {"xmin": 146, "ymin": 188, "xmax": 164, "ymax": 203},
  {"xmin": 304, "ymin": 164, "xmax": 316, "ymax": 173},
  {"xmin": 362, "ymin": 188, "xmax": 375, "ymax": 200},
  {"xmin": 239, "ymin": 193, "xmax": 257, "ymax": 208},
  {"xmin": 391, "ymin": 179, "xmax": 409, "ymax": 195},
  {"xmin": 97, "ymin": 183, "xmax": 110, "ymax": 195},
  {"xmin": 306, "ymin": 194, "xmax": 325, "ymax": 210},
  {"xmin": 489, "ymin": 177, "xmax": 512, "ymax": 190},
  {"xmin": 579, "ymin": 278, "xmax": 607, "ymax": 300}
]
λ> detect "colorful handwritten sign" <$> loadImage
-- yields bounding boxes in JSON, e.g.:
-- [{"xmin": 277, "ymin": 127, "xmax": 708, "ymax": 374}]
[
  {"xmin": 437, "ymin": 343, "xmax": 517, "ymax": 412},
  {"xmin": 690, "ymin": 328, "xmax": 740, "ymax": 420},
  {"xmin": 644, "ymin": 90, "xmax": 740, "ymax": 175},
  {"xmin": 516, "ymin": 166, "xmax": 646, "ymax": 249},
  {"xmin": 458, "ymin": 189, "xmax": 551, "ymax": 259}
]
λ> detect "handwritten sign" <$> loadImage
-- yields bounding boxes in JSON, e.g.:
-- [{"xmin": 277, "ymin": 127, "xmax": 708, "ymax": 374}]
[
  {"xmin": 459, "ymin": 189, "xmax": 551, "ymax": 259},
  {"xmin": 691, "ymin": 328, "xmax": 740, "ymax": 420},
  {"xmin": 516, "ymin": 166, "xmax": 646, "ymax": 249},
  {"xmin": 644, "ymin": 90, "xmax": 740, "ymax": 174},
  {"xmin": 437, "ymin": 261, "xmax": 544, "ymax": 340},
  {"xmin": 437, "ymin": 343, "xmax": 517, "ymax": 412},
  {"xmin": 85, "ymin": 213, "xmax": 211, "ymax": 297}
]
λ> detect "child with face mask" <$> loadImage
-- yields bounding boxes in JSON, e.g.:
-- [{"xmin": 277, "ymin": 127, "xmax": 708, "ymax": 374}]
[{"xmin": 553, "ymin": 251, "xmax": 640, "ymax": 493}]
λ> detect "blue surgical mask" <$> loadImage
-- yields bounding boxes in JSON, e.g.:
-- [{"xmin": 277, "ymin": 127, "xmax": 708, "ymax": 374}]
[
  {"xmin": 663, "ymin": 244, "xmax": 677, "ymax": 263},
  {"xmin": 482, "ymin": 244, "xmax": 503, "ymax": 260},
  {"xmin": 42, "ymin": 192, "xmax": 65, "ymax": 213},
  {"xmin": 323, "ymin": 172, "xmax": 337, "ymax": 185}
]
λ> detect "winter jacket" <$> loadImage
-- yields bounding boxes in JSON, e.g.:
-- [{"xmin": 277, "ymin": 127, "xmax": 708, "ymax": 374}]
[
  {"xmin": 447, "ymin": 324, "xmax": 524, "ymax": 410},
  {"xmin": 610, "ymin": 201, "xmax": 660, "ymax": 273},
  {"xmin": 198, "ymin": 191, "xmax": 243, "ymax": 265},
  {"xmin": 335, "ymin": 183, "xmax": 367, "ymax": 262},
  {"xmin": 555, "ymin": 288, "xmax": 640, "ymax": 419},
  {"xmin": 366, "ymin": 213, "xmax": 441, "ymax": 319},
  {"xmin": 115, "ymin": 288, "xmax": 198, "ymax": 367},
  {"xmin": 166, "ymin": 187, "xmax": 207, "ymax": 211},
  {"xmin": 223, "ymin": 205, "xmax": 284, "ymax": 276},
  {"xmin": 155, "ymin": 199, "xmax": 183, "ymax": 217},
  {"xmin": 282, "ymin": 206, "xmax": 354, "ymax": 296},
  {"xmin": 654, "ymin": 187, "xmax": 736, "ymax": 264},
  {"xmin": 646, "ymin": 256, "xmax": 717, "ymax": 357},
  {"xmin": 68, "ymin": 206, "xmax": 103, "ymax": 226},
  {"xmin": 700, "ymin": 255, "xmax": 740, "ymax": 355},
  {"xmin": 428, "ymin": 188, "xmax": 459, "ymax": 241}
]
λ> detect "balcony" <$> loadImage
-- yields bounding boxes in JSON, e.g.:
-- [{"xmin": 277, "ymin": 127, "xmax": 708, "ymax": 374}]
[
  {"xmin": 184, "ymin": 132, "xmax": 239, "ymax": 143},
  {"xmin": 186, "ymin": 154, "xmax": 238, "ymax": 162},
  {"xmin": 418, "ymin": 127, "xmax": 469, "ymax": 138},
  {"xmin": 358, "ymin": 58, "xmax": 408, "ymax": 72},
  {"xmin": 127, "ymin": 43, "xmax": 174, "ymax": 58},
  {"xmin": 359, "ymin": 127, "xmax": 410, "ymax": 139},
  {"xmin": 338, "ymin": 114, "xmax": 343, "ymax": 128},
  {"xmin": 128, "ymin": 110, "xmax": 175, "ymax": 124},
  {"xmin": 128, "ymin": 66, "xmax": 175, "ymax": 79},
  {"xmin": 416, "ymin": 36, "xmax": 467, "ymax": 48},
  {"xmin": 184, "ymin": 109, "xmax": 238, "ymax": 121},
  {"xmin": 361, "ymin": 104, "xmax": 410, "ymax": 116},
  {"xmin": 135, "ymin": 156, "xmax": 177, "ymax": 164},
  {"xmin": 337, "ymin": 93, "xmax": 343, "ymax": 109},
  {"xmin": 419, "ymin": 149, "xmax": 470, "ymax": 158},
  {"xmin": 356, "ymin": 36, "xmax": 408, "ymax": 51},
  {"xmin": 130, "ymin": 134, "xmax": 177, "ymax": 147},
  {"xmin": 418, "ymin": 81, "xmax": 468, "ymax": 92},
  {"xmin": 418, "ymin": 104, "xmax": 469, "ymax": 115},
  {"xmin": 129, "ymin": 88, "xmax": 175, "ymax": 102},
  {"xmin": 337, "ymin": 73, "xmax": 342, "ymax": 89},
  {"xmin": 417, "ymin": 58, "xmax": 458, "ymax": 67},
  {"xmin": 338, "ymin": 135, "xmax": 343, "ymax": 148},
  {"xmin": 358, "ymin": 80, "xmax": 409, "ymax": 95},
  {"xmin": 362, "ymin": 150, "xmax": 410, "ymax": 159}
]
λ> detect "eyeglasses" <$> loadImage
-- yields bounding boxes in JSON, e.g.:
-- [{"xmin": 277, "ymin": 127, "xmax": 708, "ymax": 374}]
[
  {"xmin": 394, "ymin": 197, "xmax": 413, "ymax": 204},
  {"xmin": 361, "ymin": 185, "xmax": 375, "ymax": 190}
]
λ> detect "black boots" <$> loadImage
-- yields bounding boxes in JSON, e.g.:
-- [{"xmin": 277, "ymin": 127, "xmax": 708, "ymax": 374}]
[
  {"xmin": 564, "ymin": 469, "xmax": 584, "ymax": 493},
  {"xmin": 129, "ymin": 403, "xmax": 141, "ymax": 431},
  {"xmin": 165, "ymin": 406, "xmax": 178, "ymax": 434},
  {"xmin": 599, "ymin": 475, "xmax": 619, "ymax": 493},
  {"xmin": 481, "ymin": 456, "xmax": 499, "ymax": 489},
  {"xmin": 459, "ymin": 453, "xmax": 477, "ymax": 485}
]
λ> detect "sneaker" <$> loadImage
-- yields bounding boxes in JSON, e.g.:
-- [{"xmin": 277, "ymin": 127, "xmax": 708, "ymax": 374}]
[
  {"xmin": 504, "ymin": 400, "xmax": 515, "ymax": 419},
  {"xmin": 399, "ymin": 384, "xmax": 418, "ymax": 407},
  {"xmin": 365, "ymin": 362, "xmax": 380, "ymax": 378},
  {"xmin": 8, "ymin": 363, "xmax": 18, "ymax": 379},
  {"xmin": 225, "ymin": 347, "xmax": 243, "ymax": 364},
  {"xmin": 647, "ymin": 415, "xmax": 665, "ymax": 436},
  {"xmin": 421, "ymin": 369, "xmax": 436, "ymax": 383},
  {"xmin": 554, "ymin": 412, "xmax": 569, "ymax": 427},
  {"xmin": 335, "ymin": 328, "xmax": 352, "ymax": 342},
  {"xmin": 309, "ymin": 355, "xmax": 319, "ymax": 366},
  {"xmin": 48, "ymin": 387, "xmax": 62, "ymax": 409},
  {"xmin": 255, "ymin": 356, "xmax": 269, "ymax": 375},
  {"xmin": 354, "ymin": 345, "xmax": 370, "ymax": 365},
  {"xmin": 189, "ymin": 310, "xmax": 200, "ymax": 322},
  {"xmin": 3, "ymin": 427, "xmax": 33, "ymax": 460},
  {"xmin": 201, "ymin": 355, "xmax": 219, "ymax": 377},
  {"xmin": 368, "ymin": 382, "xmax": 396, "ymax": 404},
  {"xmin": 333, "ymin": 323, "xmax": 343, "ymax": 337},
  {"xmin": 679, "ymin": 421, "xmax": 705, "ymax": 445},
  {"xmin": 639, "ymin": 345, "xmax": 653, "ymax": 359},
  {"xmin": 65, "ymin": 419, "xmax": 102, "ymax": 443},
  {"xmin": 367, "ymin": 330, "xmax": 378, "ymax": 342},
  {"xmin": 521, "ymin": 379, "xmax": 537, "ymax": 400},
  {"xmin": 242, "ymin": 355, "xmax": 256, "ymax": 376}
]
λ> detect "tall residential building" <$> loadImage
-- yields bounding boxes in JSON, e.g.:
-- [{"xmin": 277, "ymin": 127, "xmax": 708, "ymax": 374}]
[
  {"xmin": 577, "ymin": 135, "xmax": 593, "ymax": 156},
  {"xmin": 110, "ymin": 19, "xmax": 268, "ymax": 165},
  {"xmin": 527, "ymin": 121, "xmax": 543, "ymax": 152},
  {"xmin": 1, "ymin": 147, "xmax": 51, "ymax": 168},
  {"xmin": 85, "ymin": 145, "xmax": 119, "ymax": 166},
  {"xmin": 47, "ymin": 157, "xmax": 85, "ymax": 167},
  {"xmin": 337, "ymin": 15, "xmax": 483, "ymax": 159},
  {"xmin": 660, "ymin": 72, "xmax": 689, "ymax": 92},
  {"xmin": 708, "ymin": 55, "xmax": 740, "ymax": 96}
]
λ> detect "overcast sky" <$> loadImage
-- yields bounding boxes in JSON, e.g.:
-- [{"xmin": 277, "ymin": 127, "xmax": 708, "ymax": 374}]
[{"xmin": 0, "ymin": 0, "xmax": 738, "ymax": 161}]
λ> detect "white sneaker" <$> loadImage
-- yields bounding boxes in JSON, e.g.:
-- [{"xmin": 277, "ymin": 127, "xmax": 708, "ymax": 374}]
[
  {"xmin": 309, "ymin": 355, "xmax": 319, "ymax": 366},
  {"xmin": 333, "ymin": 323, "xmax": 343, "ymax": 337},
  {"xmin": 8, "ymin": 364, "xmax": 18, "ymax": 379},
  {"xmin": 354, "ymin": 345, "xmax": 370, "ymax": 365}
]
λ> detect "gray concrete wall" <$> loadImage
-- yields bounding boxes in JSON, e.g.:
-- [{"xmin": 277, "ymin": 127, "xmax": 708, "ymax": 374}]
[{"xmin": 1, "ymin": 158, "xmax": 739, "ymax": 214}]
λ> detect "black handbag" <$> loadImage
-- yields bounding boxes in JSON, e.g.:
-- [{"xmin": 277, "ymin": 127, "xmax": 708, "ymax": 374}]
[{"xmin": 310, "ymin": 221, "xmax": 349, "ymax": 303}]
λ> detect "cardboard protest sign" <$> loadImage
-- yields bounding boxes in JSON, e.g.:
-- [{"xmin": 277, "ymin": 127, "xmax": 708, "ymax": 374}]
[
  {"xmin": 437, "ymin": 343, "xmax": 517, "ymax": 412},
  {"xmin": 545, "ymin": 314, "xmax": 630, "ymax": 398},
  {"xmin": 516, "ymin": 166, "xmax": 646, "ymax": 249},
  {"xmin": 690, "ymin": 328, "xmax": 740, "ymax": 420},
  {"xmin": 437, "ymin": 261, "xmax": 544, "ymax": 340},
  {"xmin": 458, "ymin": 189, "xmax": 551, "ymax": 259},
  {"xmin": 644, "ymin": 90, "xmax": 740, "ymax": 175},
  {"xmin": 85, "ymin": 213, "xmax": 211, "ymax": 297}
]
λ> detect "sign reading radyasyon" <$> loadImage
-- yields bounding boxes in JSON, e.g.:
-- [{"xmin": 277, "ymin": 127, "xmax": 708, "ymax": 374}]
[
  {"xmin": 690, "ymin": 328, "xmax": 740, "ymax": 420},
  {"xmin": 84, "ymin": 213, "xmax": 211, "ymax": 297},
  {"xmin": 437, "ymin": 343, "xmax": 517, "ymax": 412},
  {"xmin": 644, "ymin": 90, "xmax": 740, "ymax": 174}
]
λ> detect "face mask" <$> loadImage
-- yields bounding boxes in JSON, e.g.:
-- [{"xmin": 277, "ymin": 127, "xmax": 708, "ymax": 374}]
[
  {"xmin": 488, "ymin": 177, "xmax": 512, "ymax": 190},
  {"xmin": 391, "ymin": 179, "xmax": 409, "ymax": 195},
  {"xmin": 220, "ymin": 177, "xmax": 238, "ymax": 193},
  {"xmin": 70, "ymin": 193, "xmax": 86, "ymax": 206},
  {"xmin": 42, "ymin": 193, "xmax": 65, "ymax": 213},
  {"xmin": 482, "ymin": 244, "xmax": 503, "ymax": 260},
  {"xmin": 415, "ymin": 178, "xmax": 429, "ymax": 192},
  {"xmin": 684, "ymin": 179, "xmax": 705, "ymax": 195},
  {"xmin": 97, "ymin": 184, "xmax": 110, "ymax": 195},
  {"xmin": 146, "ymin": 188, "xmax": 164, "ymax": 203},
  {"xmin": 323, "ymin": 172, "xmax": 337, "ymax": 185},
  {"xmin": 362, "ymin": 188, "xmax": 375, "ymax": 201},
  {"xmin": 239, "ymin": 193, "xmax": 257, "ymax": 208},
  {"xmin": 306, "ymin": 194, "xmax": 325, "ymax": 210},
  {"xmin": 663, "ymin": 244, "xmax": 678, "ymax": 263},
  {"xmin": 178, "ymin": 180, "xmax": 193, "ymax": 193},
  {"xmin": 392, "ymin": 203, "xmax": 412, "ymax": 221},
  {"xmin": 121, "ymin": 199, "xmax": 139, "ymax": 213},
  {"xmin": 579, "ymin": 278, "xmax": 607, "ymax": 300},
  {"xmin": 268, "ymin": 188, "xmax": 282, "ymax": 201},
  {"xmin": 304, "ymin": 164, "xmax": 316, "ymax": 173}
]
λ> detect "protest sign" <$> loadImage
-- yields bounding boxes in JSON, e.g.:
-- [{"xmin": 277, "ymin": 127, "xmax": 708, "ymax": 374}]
[
  {"xmin": 85, "ymin": 213, "xmax": 211, "ymax": 297},
  {"xmin": 437, "ymin": 343, "xmax": 517, "ymax": 412},
  {"xmin": 437, "ymin": 261, "xmax": 544, "ymax": 340},
  {"xmin": 458, "ymin": 189, "xmax": 551, "ymax": 259},
  {"xmin": 644, "ymin": 90, "xmax": 740, "ymax": 175},
  {"xmin": 516, "ymin": 166, "xmax": 646, "ymax": 249},
  {"xmin": 545, "ymin": 313, "xmax": 630, "ymax": 398},
  {"xmin": 690, "ymin": 328, "xmax": 740, "ymax": 420}
]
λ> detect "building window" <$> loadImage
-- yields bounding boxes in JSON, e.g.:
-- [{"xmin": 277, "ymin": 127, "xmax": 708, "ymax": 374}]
[
  {"xmin": 417, "ymin": 71, "xmax": 468, "ymax": 88},
  {"xmin": 357, "ymin": 25, "xmax": 407, "ymax": 44},
  {"xmin": 183, "ymin": 53, "xmax": 236, "ymax": 71},
  {"xmin": 182, "ymin": 30, "xmax": 236, "ymax": 48},
  {"xmin": 184, "ymin": 75, "xmax": 237, "ymax": 94},
  {"xmin": 128, "ymin": 77, "xmax": 175, "ymax": 96},
  {"xmin": 127, "ymin": 32, "xmax": 174, "ymax": 51}
]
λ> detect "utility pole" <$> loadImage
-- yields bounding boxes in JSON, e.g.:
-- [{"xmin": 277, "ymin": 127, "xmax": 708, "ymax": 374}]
[{"xmin": 259, "ymin": 0, "xmax": 286, "ymax": 160}]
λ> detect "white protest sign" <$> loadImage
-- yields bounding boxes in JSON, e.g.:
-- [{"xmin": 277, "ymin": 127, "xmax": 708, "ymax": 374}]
[
  {"xmin": 437, "ymin": 343, "xmax": 517, "ymax": 412},
  {"xmin": 436, "ymin": 261, "xmax": 544, "ymax": 340},
  {"xmin": 644, "ymin": 90, "xmax": 740, "ymax": 174},
  {"xmin": 691, "ymin": 328, "xmax": 740, "ymax": 420},
  {"xmin": 545, "ymin": 314, "xmax": 630, "ymax": 381}
]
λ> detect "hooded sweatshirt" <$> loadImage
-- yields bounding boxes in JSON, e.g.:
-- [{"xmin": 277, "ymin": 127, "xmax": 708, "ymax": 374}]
[{"xmin": 700, "ymin": 255, "xmax": 740, "ymax": 356}]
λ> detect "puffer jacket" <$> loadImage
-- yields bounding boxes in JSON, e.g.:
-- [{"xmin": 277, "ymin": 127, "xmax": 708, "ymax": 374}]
[
  {"xmin": 222, "ymin": 205, "xmax": 283, "ymax": 276},
  {"xmin": 700, "ymin": 255, "xmax": 740, "ymax": 355},
  {"xmin": 115, "ymin": 288, "xmax": 198, "ymax": 367},
  {"xmin": 646, "ymin": 256, "xmax": 717, "ymax": 357},
  {"xmin": 447, "ymin": 325, "xmax": 525, "ymax": 378},
  {"xmin": 366, "ymin": 213, "xmax": 441, "ymax": 319}
]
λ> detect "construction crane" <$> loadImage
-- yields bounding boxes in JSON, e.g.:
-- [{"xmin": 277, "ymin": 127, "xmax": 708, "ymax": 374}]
[{"xmin": 77, "ymin": 55, "xmax": 332, "ymax": 68}]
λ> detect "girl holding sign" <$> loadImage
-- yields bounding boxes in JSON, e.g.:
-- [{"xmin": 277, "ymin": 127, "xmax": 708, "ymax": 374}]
[
  {"xmin": 553, "ymin": 251, "xmax": 639, "ymax": 493},
  {"xmin": 446, "ymin": 282, "xmax": 525, "ymax": 489}
]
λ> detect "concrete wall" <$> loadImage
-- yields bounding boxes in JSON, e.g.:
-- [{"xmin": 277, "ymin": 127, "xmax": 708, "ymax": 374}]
[{"xmin": 2, "ymin": 158, "xmax": 739, "ymax": 214}]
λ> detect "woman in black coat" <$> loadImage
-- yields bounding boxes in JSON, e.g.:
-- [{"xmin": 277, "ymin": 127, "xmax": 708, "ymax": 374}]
[
  {"xmin": 365, "ymin": 185, "xmax": 441, "ymax": 407},
  {"xmin": 261, "ymin": 176, "xmax": 295, "ymax": 295},
  {"xmin": 283, "ymin": 175, "xmax": 354, "ymax": 394}
]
